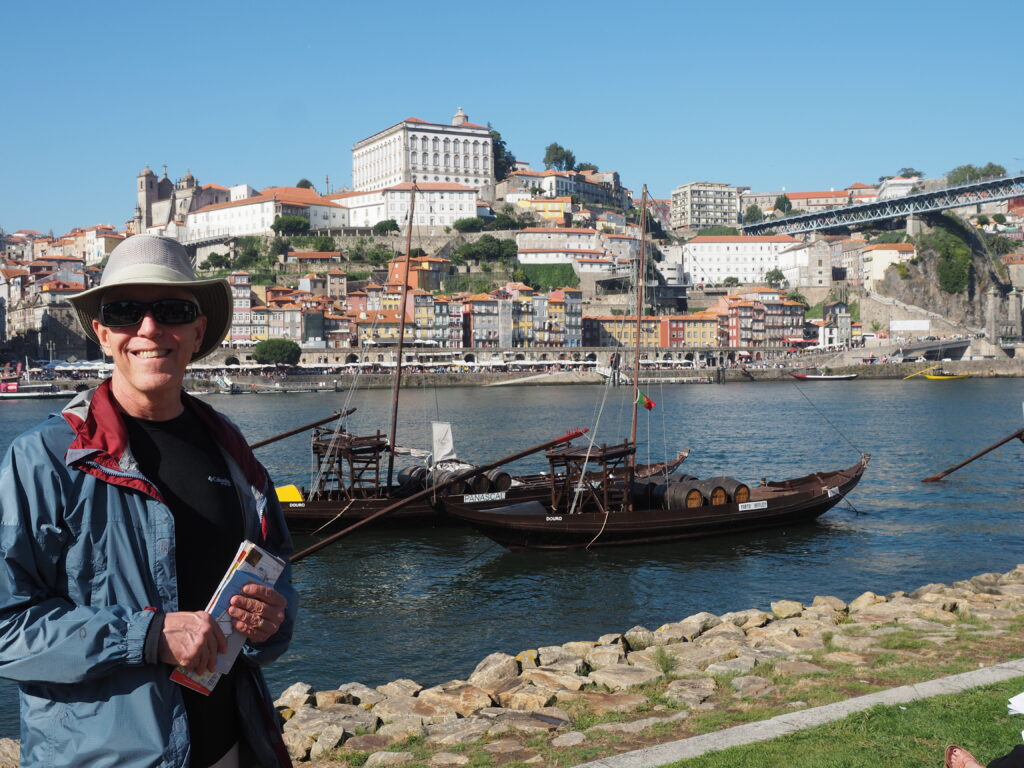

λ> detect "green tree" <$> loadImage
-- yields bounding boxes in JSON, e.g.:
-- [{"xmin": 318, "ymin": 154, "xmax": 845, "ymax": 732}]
[
  {"xmin": 204, "ymin": 252, "xmax": 228, "ymax": 269},
  {"xmin": 543, "ymin": 142, "xmax": 576, "ymax": 171},
  {"xmin": 990, "ymin": 235, "xmax": 1016, "ymax": 255},
  {"xmin": 993, "ymin": 213, "xmax": 1007, "ymax": 225},
  {"xmin": 774, "ymin": 195, "xmax": 792, "ymax": 214},
  {"xmin": 764, "ymin": 268, "xmax": 785, "ymax": 286},
  {"xmin": 487, "ymin": 212, "xmax": 520, "ymax": 231},
  {"xmin": 488, "ymin": 126, "xmax": 516, "ymax": 181},
  {"xmin": 898, "ymin": 167, "xmax": 924, "ymax": 178},
  {"xmin": 947, "ymin": 162, "xmax": 1007, "ymax": 185},
  {"xmin": 271, "ymin": 215, "xmax": 310, "ymax": 235},
  {"xmin": 788, "ymin": 291, "xmax": 808, "ymax": 307},
  {"xmin": 722, "ymin": 276, "xmax": 740, "ymax": 287},
  {"xmin": 576, "ymin": 162, "xmax": 599, "ymax": 172},
  {"xmin": 296, "ymin": 178, "xmax": 314, "ymax": 189},
  {"xmin": 918, "ymin": 229, "xmax": 972, "ymax": 293},
  {"xmin": 976, "ymin": 215, "xmax": 990, "ymax": 226},
  {"xmin": 253, "ymin": 338, "xmax": 301, "ymax": 365},
  {"xmin": 744, "ymin": 204, "xmax": 764, "ymax": 223},
  {"xmin": 696, "ymin": 225, "xmax": 740, "ymax": 237},
  {"xmin": 268, "ymin": 236, "xmax": 290, "ymax": 257},
  {"xmin": 372, "ymin": 219, "xmax": 400, "ymax": 235},
  {"xmin": 452, "ymin": 217, "xmax": 485, "ymax": 233}
]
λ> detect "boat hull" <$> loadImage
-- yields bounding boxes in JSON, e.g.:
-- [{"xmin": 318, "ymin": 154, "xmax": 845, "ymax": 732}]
[
  {"xmin": 444, "ymin": 459, "xmax": 868, "ymax": 550},
  {"xmin": 789, "ymin": 373, "xmax": 858, "ymax": 381}
]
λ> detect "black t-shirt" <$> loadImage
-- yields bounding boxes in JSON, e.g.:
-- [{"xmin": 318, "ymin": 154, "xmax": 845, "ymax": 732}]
[{"xmin": 123, "ymin": 408, "xmax": 244, "ymax": 767}]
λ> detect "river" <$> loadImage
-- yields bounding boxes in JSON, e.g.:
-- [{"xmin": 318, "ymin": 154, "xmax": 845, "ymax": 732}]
[{"xmin": 1, "ymin": 377, "xmax": 1023, "ymax": 738}]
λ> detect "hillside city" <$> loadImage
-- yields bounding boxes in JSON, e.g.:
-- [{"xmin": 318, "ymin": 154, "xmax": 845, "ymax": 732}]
[{"xmin": 2, "ymin": 107, "xmax": 1022, "ymax": 368}]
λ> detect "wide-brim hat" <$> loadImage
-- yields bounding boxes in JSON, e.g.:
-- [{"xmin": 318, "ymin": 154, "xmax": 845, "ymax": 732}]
[{"xmin": 69, "ymin": 235, "xmax": 232, "ymax": 361}]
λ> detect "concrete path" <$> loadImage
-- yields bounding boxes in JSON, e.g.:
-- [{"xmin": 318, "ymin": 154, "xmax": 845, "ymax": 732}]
[{"xmin": 572, "ymin": 658, "xmax": 1024, "ymax": 768}]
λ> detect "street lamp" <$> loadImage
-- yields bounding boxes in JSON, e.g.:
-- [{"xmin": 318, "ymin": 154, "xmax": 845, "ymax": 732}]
[{"xmin": 46, "ymin": 340, "xmax": 55, "ymax": 362}]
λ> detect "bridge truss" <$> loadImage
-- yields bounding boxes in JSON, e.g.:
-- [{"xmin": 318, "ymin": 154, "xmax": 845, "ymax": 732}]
[{"xmin": 743, "ymin": 174, "xmax": 1024, "ymax": 236}]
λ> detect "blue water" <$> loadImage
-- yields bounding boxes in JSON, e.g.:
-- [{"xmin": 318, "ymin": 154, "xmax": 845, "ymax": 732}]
[{"xmin": 1, "ymin": 378, "xmax": 1023, "ymax": 737}]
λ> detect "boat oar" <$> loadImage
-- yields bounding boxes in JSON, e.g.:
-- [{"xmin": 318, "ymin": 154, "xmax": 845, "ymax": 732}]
[
  {"xmin": 922, "ymin": 427, "xmax": 1024, "ymax": 482},
  {"xmin": 249, "ymin": 408, "xmax": 356, "ymax": 450},
  {"xmin": 902, "ymin": 364, "xmax": 939, "ymax": 381},
  {"xmin": 290, "ymin": 427, "xmax": 588, "ymax": 563}
]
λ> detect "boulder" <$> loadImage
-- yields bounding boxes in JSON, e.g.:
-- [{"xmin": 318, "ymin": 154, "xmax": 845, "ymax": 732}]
[
  {"xmin": 0, "ymin": 740, "xmax": 18, "ymax": 768},
  {"xmin": 562, "ymin": 640, "xmax": 598, "ymax": 657},
  {"xmin": 774, "ymin": 660, "xmax": 827, "ymax": 676},
  {"xmin": 377, "ymin": 719, "xmax": 427, "ymax": 741},
  {"xmin": 430, "ymin": 752, "xmax": 471, "ymax": 766},
  {"xmin": 342, "ymin": 734, "xmax": 394, "ymax": 752},
  {"xmin": 623, "ymin": 626, "xmax": 655, "ymax": 651},
  {"xmin": 828, "ymin": 633, "xmax": 876, "ymax": 651},
  {"xmin": 468, "ymin": 653, "xmax": 519, "ymax": 692},
  {"xmin": 771, "ymin": 600, "xmax": 804, "ymax": 619},
  {"xmin": 719, "ymin": 609, "xmax": 771, "ymax": 629},
  {"xmin": 284, "ymin": 705, "xmax": 379, "ymax": 739},
  {"xmin": 588, "ymin": 712, "xmax": 688, "ymax": 735},
  {"xmin": 664, "ymin": 677, "xmax": 717, "ymax": 708},
  {"xmin": 275, "ymin": 682, "xmax": 315, "ymax": 710},
  {"xmin": 520, "ymin": 666, "xmax": 589, "ymax": 692},
  {"xmin": 338, "ymin": 682, "xmax": 387, "ymax": 709},
  {"xmin": 731, "ymin": 675, "xmax": 778, "ymax": 699},
  {"xmin": 705, "ymin": 655, "xmax": 757, "ymax": 675},
  {"xmin": 365, "ymin": 752, "xmax": 415, "ymax": 768},
  {"xmin": 586, "ymin": 644, "xmax": 626, "ymax": 669},
  {"xmin": 424, "ymin": 717, "xmax": 492, "ymax": 746},
  {"xmin": 418, "ymin": 681, "xmax": 494, "ymax": 716},
  {"xmin": 597, "ymin": 632, "xmax": 623, "ymax": 645},
  {"xmin": 316, "ymin": 690, "xmax": 357, "ymax": 709},
  {"xmin": 372, "ymin": 695, "xmax": 458, "ymax": 725},
  {"xmin": 588, "ymin": 664, "xmax": 662, "ymax": 690},
  {"xmin": 377, "ymin": 679, "xmax": 422, "ymax": 698},
  {"xmin": 812, "ymin": 595, "xmax": 848, "ymax": 612},
  {"xmin": 483, "ymin": 738, "xmax": 529, "ymax": 755},
  {"xmin": 823, "ymin": 651, "xmax": 868, "ymax": 665},
  {"xmin": 495, "ymin": 681, "xmax": 557, "ymax": 710},
  {"xmin": 515, "ymin": 649, "xmax": 539, "ymax": 669},
  {"xmin": 554, "ymin": 690, "xmax": 647, "ymax": 715},
  {"xmin": 282, "ymin": 730, "xmax": 314, "ymax": 762},
  {"xmin": 656, "ymin": 612, "xmax": 721, "ymax": 642},
  {"xmin": 551, "ymin": 731, "xmax": 588, "ymax": 748},
  {"xmin": 848, "ymin": 591, "xmax": 885, "ymax": 612},
  {"xmin": 479, "ymin": 706, "xmax": 570, "ymax": 734},
  {"xmin": 309, "ymin": 725, "xmax": 348, "ymax": 762},
  {"xmin": 630, "ymin": 643, "xmax": 735, "ymax": 674},
  {"xmin": 537, "ymin": 645, "xmax": 589, "ymax": 674}
]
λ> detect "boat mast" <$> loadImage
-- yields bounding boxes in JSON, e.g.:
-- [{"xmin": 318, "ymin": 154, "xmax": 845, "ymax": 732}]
[
  {"xmin": 629, "ymin": 185, "xmax": 649, "ymax": 458},
  {"xmin": 386, "ymin": 183, "xmax": 417, "ymax": 487}
]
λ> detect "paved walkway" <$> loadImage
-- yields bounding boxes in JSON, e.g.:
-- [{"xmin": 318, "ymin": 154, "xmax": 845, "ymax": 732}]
[{"xmin": 573, "ymin": 658, "xmax": 1024, "ymax": 768}]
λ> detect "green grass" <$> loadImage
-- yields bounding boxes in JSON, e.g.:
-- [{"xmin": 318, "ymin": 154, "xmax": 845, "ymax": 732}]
[{"xmin": 663, "ymin": 676, "xmax": 1024, "ymax": 768}]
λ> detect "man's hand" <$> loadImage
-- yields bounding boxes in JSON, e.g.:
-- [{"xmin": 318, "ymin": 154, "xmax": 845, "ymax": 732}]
[
  {"xmin": 227, "ymin": 583, "xmax": 287, "ymax": 644},
  {"xmin": 158, "ymin": 611, "xmax": 227, "ymax": 673}
]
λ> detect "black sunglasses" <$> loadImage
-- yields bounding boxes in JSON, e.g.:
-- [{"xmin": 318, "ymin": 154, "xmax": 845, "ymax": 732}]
[{"xmin": 98, "ymin": 299, "xmax": 201, "ymax": 328}]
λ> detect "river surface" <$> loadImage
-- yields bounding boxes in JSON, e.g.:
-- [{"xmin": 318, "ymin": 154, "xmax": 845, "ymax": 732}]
[{"xmin": 1, "ymin": 378, "xmax": 1023, "ymax": 737}]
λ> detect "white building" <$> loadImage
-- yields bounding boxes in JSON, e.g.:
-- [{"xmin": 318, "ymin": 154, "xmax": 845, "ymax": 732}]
[
  {"xmin": 670, "ymin": 182, "xmax": 740, "ymax": 230},
  {"xmin": 861, "ymin": 242, "xmax": 916, "ymax": 289},
  {"xmin": 329, "ymin": 182, "xmax": 477, "ymax": 231},
  {"xmin": 877, "ymin": 176, "xmax": 920, "ymax": 200},
  {"xmin": 184, "ymin": 187, "xmax": 348, "ymax": 243},
  {"xmin": 777, "ymin": 238, "xmax": 833, "ymax": 288},
  {"xmin": 352, "ymin": 107, "xmax": 495, "ymax": 201},
  {"xmin": 683, "ymin": 235, "xmax": 798, "ymax": 285}
]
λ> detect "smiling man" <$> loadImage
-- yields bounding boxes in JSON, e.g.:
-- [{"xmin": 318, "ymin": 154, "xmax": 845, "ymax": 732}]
[{"xmin": 0, "ymin": 236, "xmax": 297, "ymax": 767}]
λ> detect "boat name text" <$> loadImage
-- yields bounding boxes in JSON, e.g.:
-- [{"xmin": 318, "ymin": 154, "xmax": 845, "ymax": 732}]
[
  {"xmin": 738, "ymin": 500, "xmax": 768, "ymax": 511},
  {"xmin": 463, "ymin": 491, "xmax": 507, "ymax": 503}
]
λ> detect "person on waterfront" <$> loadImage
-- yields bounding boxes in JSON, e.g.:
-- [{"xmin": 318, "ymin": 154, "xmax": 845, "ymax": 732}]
[
  {"xmin": 946, "ymin": 745, "xmax": 1024, "ymax": 768},
  {"xmin": 0, "ymin": 235, "xmax": 297, "ymax": 767}
]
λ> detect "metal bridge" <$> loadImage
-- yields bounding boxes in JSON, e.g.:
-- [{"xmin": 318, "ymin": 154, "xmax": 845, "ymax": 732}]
[{"xmin": 742, "ymin": 174, "xmax": 1024, "ymax": 236}]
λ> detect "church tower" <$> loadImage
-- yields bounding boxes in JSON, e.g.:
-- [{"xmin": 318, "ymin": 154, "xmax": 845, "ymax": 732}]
[
  {"xmin": 136, "ymin": 166, "xmax": 157, "ymax": 232},
  {"xmin": 452, "ymin": 106, "xmax": 468, "ymax": 126}
]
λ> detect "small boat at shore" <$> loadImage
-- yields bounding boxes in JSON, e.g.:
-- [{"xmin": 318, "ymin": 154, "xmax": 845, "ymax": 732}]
[
  {"xmin": 0, "ymin": 382, "xmax": 76, "ymax": 400},
  {"xmin": 789, "ymin": 371, "xmax": 858, "ymax": 381},
  {"xmin": 921, "ymin": 372, "xmax": 970, "ymax": 380}
]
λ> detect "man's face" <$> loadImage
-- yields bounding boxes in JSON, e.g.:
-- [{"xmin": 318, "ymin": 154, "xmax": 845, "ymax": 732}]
[{"xmin": 92, "ymin": 284, "xmax": 206, "ymax": 415}]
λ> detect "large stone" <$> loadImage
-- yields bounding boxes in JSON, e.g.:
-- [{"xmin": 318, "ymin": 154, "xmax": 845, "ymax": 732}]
[
  {"xmin": 623, "ymin": 626, "xmax": 655, "ymax": 651},
  {"xmin": 275, "ymin": 682, "xmax": 315, "ymax": 710},
  {"xmin": 774, "ymin": 660, "xmax": 827, "ymax": 676},
  {"xmin": 719, "ymin": 609, "xmax": 771, "ymax": 629},
  {"xmin": 664, "ymin": 677, "xmax": 717, "ymax": 708},
  {"xmin": 343, "ymin": 734, "xmax": 395, "ymax": 752},
  {"xmin": 630, "ymin": 643, "xmax": 735, "ymax": 674},
  {"xmin": 655, "ymin": 612, "xmax": 721, "ymax": 642},
  {"xmin": 309, "ymin": 725, "xmax": 348, "ymax": 762},
  {"xmin": 598, "ymin": 632, "xmax": 624, "ymax": 645},
  {"xmin": 693, "ymin": 624, "xmax": 748, "ymax": 648},
  {"xmin": 537, "ymin": 645, "xmax": 589, "ymax": 674},
  {"xmin": 376, "ymin": 719, "xmax": 427, "ymax": 740},
  {"xmin": 338, "ymin": 682, "xmax": 387, "ymax": 709},
  {"xmin": 316, "ymin": 690, "xmax": 357, "ymax": 709},
  {"xmin": 425, "ymin": 717, "xmax": 492, "ymax": 746},
  {"xmin": 495, "ymin": 681, "xmax": 557, "ymax": 710},
  {"xmin": 430, "ymin": 753, "xmax": 471, "ymax": 766},
  {"xmin": 377, "ymin": 679, "xmax": 422, "ymax": 698},
  {"xmin": 562, "ymin": 640, "xmax": 599, "ymax": 658},
  {"xmin": 468, "ymin": 652, "xmax": 519, "ymax": 692},
  {"xmin": 365, "ymin": 752, "xmax": 415, "ymax": 768},
  {"xmin": 483, "ymin": 738, "xmax": 528, "ymax": 755},
  {"xmin": 705, "ymin": 655, "xmax": 758, "ymax": 675},
  {"xmin": 521, "ymin": 666, "xmax": 589, "ymax": 692},
  {"xmin": 552, "ymin": 731, "xmax": 588, "ymax": 747},
  {"xmin": 849, "ymin": 591, "xmax": 886, "ymax": 611},
  {"xmin": 812, "ymin": 595, "xmax": 848, "ymax": 612},
  {"xmin": 515, "ymin": 649, "xmax": 539, "ymax": 669},
  {"xmin": 731, "ymin": 675, "xmax": 778, "ymax": 699},
  {"xmin": 554, "ymin": 690, "xmax": 647, "ymax": 715},
  {"xmin": 771, "ymin": 600, "xmax": 804, "ymax": 619},
  {"xmin": 372, "ymin": 695, "xmax": 458, "ymax": 725},
  {"xmin": 282, "ymin": 730, "xmax": 314, "ymax": 762},
  {"xmin": 588, "ymin": 664, "xmax": 662, "ymax": 690},
  {"xmin": 480, "ymin": 706, "xmax": 571, "ymax": 734},
  {"xmin": 829, "ymin": 633, "xmax": 876, "ymax": 651},
  {"xmin": 824, "ymin": 651, "xmax": 868, "ymax": 665},
  {"xmin": 768, "ymin": 634, "xmax": 824, "ymax": 653},
  {"xmin": 284, "ymin": 705, "xmax": 380, "ymax": 739},
  {"xmin": 586, "ymin": 644, "xmax": 626, "ymax": 669},
  {"xmin": 419, "ymin": 681, "xmax": 494, "ymax": 716},
  {"xmin": 588, "ymin": 712, "xmax": 688, "ymax": 735}
]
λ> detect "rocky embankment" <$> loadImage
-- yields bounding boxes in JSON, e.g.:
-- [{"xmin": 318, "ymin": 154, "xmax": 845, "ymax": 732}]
[{"xmin": 2, "ymin": 568, "xmax": 1022, "ymax": 768}]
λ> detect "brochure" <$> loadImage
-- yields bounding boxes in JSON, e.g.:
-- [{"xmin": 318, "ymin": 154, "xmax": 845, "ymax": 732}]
[{"xmin": 170, "ymin": 540, "xmax": 285, "ymax": 696}]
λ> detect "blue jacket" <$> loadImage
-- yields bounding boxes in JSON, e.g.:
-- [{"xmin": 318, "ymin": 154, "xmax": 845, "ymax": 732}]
[{"xmin": 0, "ymin": 381, "xmax": 297, "ymax": 767}]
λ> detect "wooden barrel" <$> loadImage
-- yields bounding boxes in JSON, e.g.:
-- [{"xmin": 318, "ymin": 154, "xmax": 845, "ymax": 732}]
[
  {"xmin": 691, "ymin": 479, "xmax": 729, "ymax": 506},
  {"xmin": 397, "ymin": 465, "xmax": 428, "ymax": 491},
  {"xmin": 704, "ymin": 476, "xmax": 751, "ymax": 504},
  {"xmin": 430, "ymin": 468, "xmax": 467, "ymax": 495},
  {"xmin": 467, "ymin": 472, "xmax": 490, "ymax": 494},
  {"xmin": 484, "ymin": 468, "xmax": 512, "ymax": 492},
  {"xmin": 658, "ymin": 481, "xmax": 706, "ymax": 509}
]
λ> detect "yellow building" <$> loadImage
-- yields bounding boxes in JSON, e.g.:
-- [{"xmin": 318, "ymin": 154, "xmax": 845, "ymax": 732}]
[{"xmin": 515, "ymin": 196, "xmax": 573, "ymax": 223}]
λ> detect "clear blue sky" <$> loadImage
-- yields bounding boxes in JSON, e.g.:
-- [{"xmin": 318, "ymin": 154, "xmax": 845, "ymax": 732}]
[{"xmin": 2, "ymin": 0, "xmax": 1021, "ymax": 235}]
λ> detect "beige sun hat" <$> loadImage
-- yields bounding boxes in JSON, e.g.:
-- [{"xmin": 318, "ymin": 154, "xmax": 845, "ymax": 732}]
[{"xmin": 69, "ymin": 235, "xmax": 232, "ymax": 361}]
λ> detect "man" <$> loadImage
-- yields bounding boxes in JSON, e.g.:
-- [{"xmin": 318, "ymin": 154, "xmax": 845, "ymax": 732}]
[{"xmin": 0, "ymin": 235, "xmax": 297, "ymax": 767}]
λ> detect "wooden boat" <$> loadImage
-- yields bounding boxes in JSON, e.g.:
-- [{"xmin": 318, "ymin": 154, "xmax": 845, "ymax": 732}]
[
  {"xmin": 444, "ymin": 443, "xmax": 870, "ymax": 550},
  {"xmin": 789, "ymin": 371, "xmax": 858, "ymax": 381},
  {"xmin": 921, "ymin": 372, "xmax": 970, "ymax": 380},
  {"xmin": 0, "ymin": 382, "xmax": 75, "ymax": 400},
  {"xmin": 443, "ymin": 187, "xmax": 870, "ymax": 550}
]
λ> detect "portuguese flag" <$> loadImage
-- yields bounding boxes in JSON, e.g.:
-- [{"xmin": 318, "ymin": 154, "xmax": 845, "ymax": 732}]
[{"xmin": 636, "ymin": 390, "xmax": 656, "ymax": 411}]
